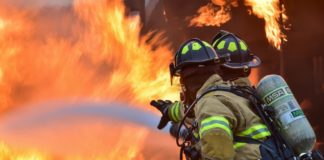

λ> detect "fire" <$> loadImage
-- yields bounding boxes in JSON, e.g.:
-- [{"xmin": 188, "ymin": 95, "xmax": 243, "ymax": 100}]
[
  {"xmin": 190, "ymin": 0, "xmax": 288, "ymax": 50},
  {"xmin": 245, "ymin": 0, "xmax": 287, "ymax": 50},
  {"xmin": 0, "ymin": 141, "xmax": 49, "ymax": 160},
  {"xmin": 0, "ymin": 18, "xmax": 6, "ymax": 31},
  {"xmin": 0, "ymin": 0, "xmax": 178, "ymax": 112},
  {"xmin": 0, "ymin": 0, "xmax": 178, "ymax": 159},
  {"xmin": 189, "ymin": 0, "xmax": 238, "ymax": 27},
  {"xmin": 0, "ymin": 124, "xmax": 150, "ymax": 160}
]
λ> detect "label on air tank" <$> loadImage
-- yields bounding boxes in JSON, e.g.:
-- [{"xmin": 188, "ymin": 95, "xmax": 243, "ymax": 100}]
[
  {"xmin": 279, "ymin": 108, "xmax": 305, "ymax": 127},
  {"xmin": 263, "ymin": 86, "xmax": 292, "ymax": 106}
]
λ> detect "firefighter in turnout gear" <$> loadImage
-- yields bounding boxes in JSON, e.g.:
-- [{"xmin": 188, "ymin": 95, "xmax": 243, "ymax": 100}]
[{"xmin": 151, "ymin": 31, "xmax": 271, "ymax": 160}]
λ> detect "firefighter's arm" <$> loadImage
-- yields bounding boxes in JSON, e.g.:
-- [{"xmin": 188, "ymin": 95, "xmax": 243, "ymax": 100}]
[{"xmin": 195, "ymin": 94, "xmax": 237, "ymax": 160}]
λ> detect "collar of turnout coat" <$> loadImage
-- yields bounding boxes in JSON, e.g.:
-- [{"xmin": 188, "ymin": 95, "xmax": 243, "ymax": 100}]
[{"xmin": 196, "ymin": 74, "xmax": 252, "ymax": 97}]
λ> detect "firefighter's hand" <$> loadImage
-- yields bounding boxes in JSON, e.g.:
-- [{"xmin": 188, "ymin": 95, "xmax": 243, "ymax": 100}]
[{"xmin": 150, "ymin": 100, "xmax": 172, "ymax": 129}]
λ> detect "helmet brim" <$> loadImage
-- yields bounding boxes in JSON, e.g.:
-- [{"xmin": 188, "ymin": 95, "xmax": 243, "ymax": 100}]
[
  {"xmin": 222, "ymin": 55, "xmax": 261, "ymax": 69},
  {"xmin": 173, "ymin": 59, "xmax": 215, "ymax": 76}
]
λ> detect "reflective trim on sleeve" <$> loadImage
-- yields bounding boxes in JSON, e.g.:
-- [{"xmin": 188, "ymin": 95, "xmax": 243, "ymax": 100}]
[
  {"xmin": 169, "ymin": 101, "xmax": 181, "ymax": 122},
  {"xmin": 233, "ymin": 142, "xmax": 245, "ymax": 150},
  {"xmin": 199, "ymin": 116, "xmax": 232, "ymax": 137},
  {"xmin": 237, "ymin": 124, "xmax": 271, "ymax": 138},
  {"xmin": 234, "ymin": 124, "xmax": 271, "ymax": 150}
]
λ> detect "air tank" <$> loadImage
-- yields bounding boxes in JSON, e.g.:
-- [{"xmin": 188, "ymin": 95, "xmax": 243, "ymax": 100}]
[{"xmin": 256, "ymin": 74, "xmax": 316, "ymax": 155}]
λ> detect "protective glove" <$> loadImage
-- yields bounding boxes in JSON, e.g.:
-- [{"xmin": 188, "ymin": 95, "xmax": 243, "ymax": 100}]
[{"xmin": 150, "ymin": 100, "xmax": 172, "ymax": 129}]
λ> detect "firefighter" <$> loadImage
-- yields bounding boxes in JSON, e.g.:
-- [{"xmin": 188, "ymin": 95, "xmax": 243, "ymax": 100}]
[{"xmin": 151, "ymin": 31, "xmax": 271, "ymax": 159}]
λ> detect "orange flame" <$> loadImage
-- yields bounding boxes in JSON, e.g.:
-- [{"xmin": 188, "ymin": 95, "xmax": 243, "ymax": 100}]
[
  {"xmin": 0, "ymin": 141, "xmax": 49, "ymax": 160},
  {"xmin": 0, "ymin": 124, "xmax": 154, "ymax": 160},
  {"xmin": 189, "ymin": 0, "xmax": 238, "ymax": 27},
  {"xmin": 0, "ymin": 0, "xmax": 178, "ymax": 159},
  {"xmin": 0, "ymin": 0, "xmax": 179, "ymax": 112},
  {"xmin": 245, "ymin": 0, "xmax": 288, "ymax": 50},
  {"xmin": 190, "ymin": 0, "xmax": 288, "ymax": 50}
]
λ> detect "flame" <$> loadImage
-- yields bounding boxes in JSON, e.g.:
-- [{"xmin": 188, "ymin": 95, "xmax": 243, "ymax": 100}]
[
  {"xmin": 0, "ymin": 124, "xmax": 150, "ymax": 160},
  {"xmin": 0, "ymin": 0, "xmax": 178, "ymax": 159},
  {"xmin": 245, "ymin": 0, "xmax": 287, "ymax": 50},
  {"xmin": 190, "ymin": 0, "xmax": 288, "ymax": 50},
  {"xmin": 189, "ymin": 0, "xmax": 238, "ymax": 27},
  {"xmin": 0, "ymin": 141, "xmax": 49, "ymax": 160},
  {"xmin": 0, "ymin": 0, "xmax": 179, "ymax": 112},
  {"xmin": 0, "ymin": 17, "xmax": 6, "ymax": 31}
]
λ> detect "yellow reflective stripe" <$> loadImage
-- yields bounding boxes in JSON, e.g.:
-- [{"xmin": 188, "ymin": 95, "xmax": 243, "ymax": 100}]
[
  {"xmin": 234, "ymin": 142, "xmax": 245, "ymax": 150},
  {"xmin": 200, "ymin": 124, "xmax": 232, "ymax": 137},
  {"xmin": 252, "ymin": 130, "xmax": 271, "ymax": 139},
  {"xmin": 199, "ymin": 116, "xmax": 231, "ymax": 137},
  {"xmin": 171, "ymin": 104, "xmax": 177, "ymax": 121},
  {"xmin": 233, "ymin": 124, "xmax": 270, "ymax": 150},
  {"xmin": 169, "ymin": 102, "xmax": 180, "ymax": 122},
  {"xmin": 174, "ymin": 102, "xmax": 180, "ymax": 122},
  {"xmin": 168, "ymin": 103, "xmax": 175, "ymax": 121},
  {"xmin": 237, "ymin": 124, "xmax": 268, "ymax": 137},
  {"xmin": 201, "ymin": 116, "xmax": 229, "ymax": 126}
]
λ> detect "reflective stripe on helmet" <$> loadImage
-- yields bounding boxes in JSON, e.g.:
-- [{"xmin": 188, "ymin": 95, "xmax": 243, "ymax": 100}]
[
  {"xmin": 199, "ymin": 116, "xmax": 232, "ymax": 137},
  {"xmin": 181, "ymin": 41, "xmax": 212, "ymax": 54},
  {"xmin": 239, "ymin": 41, "xmax": 247, "ymax": 51},
  {"xmin": 192, "ymin": 42, "xmax": 202, "ymax": 51},
  {"xmin": 228, "ymin": 42, "xmax": 238, "ymax": 52},
  {"xmin": 217, "ymin": 40, "xmax": 226, "ymax": 50},
  {"xmin": 181, "ymin": 45, "xmax": 189, "ymax": 54}
]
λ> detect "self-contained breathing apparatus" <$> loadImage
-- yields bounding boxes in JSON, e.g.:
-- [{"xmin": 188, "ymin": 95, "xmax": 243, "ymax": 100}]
[{"xmin": 174, "ymin": 75, "xmax": 323, "ymax": 160}]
